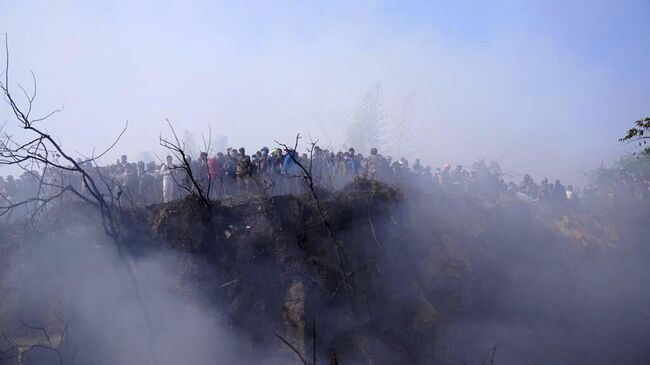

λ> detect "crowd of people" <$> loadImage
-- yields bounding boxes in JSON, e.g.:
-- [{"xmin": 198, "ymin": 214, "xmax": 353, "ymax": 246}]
[{"xmin": 1, "ymin": 145, "xmax": 648, "ymax": 212}]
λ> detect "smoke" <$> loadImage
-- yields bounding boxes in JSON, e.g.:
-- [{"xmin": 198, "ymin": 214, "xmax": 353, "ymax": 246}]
[
  {"xmin": 438, "ymin": 251, "xmax": 650, "ymax": 364},
  {"xmin": 1, "ymin": 2, "xmax": 650, "ymax": 364},
  {"xmin": 426, "ymin": 198, "xmax": 650, "ymax": 364},
  {"xmin": 0, "ymin": 220, "xmax": 261, "ymax": 365},
  {"xmin": 1, "ymin": 178, "xmax": 650, "ymax": 364}
]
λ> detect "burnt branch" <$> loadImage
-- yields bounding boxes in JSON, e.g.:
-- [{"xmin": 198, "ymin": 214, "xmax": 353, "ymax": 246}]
[
  {"xmin": 0, "ymin": 323, "xmax": 64, "ymax": 365},
  {"xmin": 274, "ymin": 332, "xmax": 308, "ymax": 365},
  {"xmin": 276, "ymin": 134, "xmax": 355, "ymax": 296},
  {"xmin": 0, "ymin": 35, "xmax": 155, "ymax": 362},
  {"xmin": 159, "ymin": 118, "xmax": 211, "ymax": 209}
]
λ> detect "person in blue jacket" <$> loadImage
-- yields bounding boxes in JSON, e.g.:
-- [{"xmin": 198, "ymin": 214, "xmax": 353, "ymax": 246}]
[
  {"xmin": 283, "ymin": 149, "xmax": 302, "ymax": 177},
  {"xmin": 282, "ymin": 149, "xmax": 303, "ymax": 193},
  {"xmin": 345, "ymin": 147, "xmax": 359, "ymax": 180}
]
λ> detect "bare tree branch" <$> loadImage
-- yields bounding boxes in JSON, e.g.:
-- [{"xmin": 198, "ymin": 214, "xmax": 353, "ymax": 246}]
[
  {"xmin": 276, "ymin": 134, "xmax": 355, "ymax": 296},
  {"xmin": 160, "ymin": 118, "xmax": 211, "ymax": 208},
  {"xmin": 274, "ymin": 332, "xmax": 308, "ymax": 365},
  {"xmin": 0, "ymin": 34, "xmax": 155, "ymax": 362}
]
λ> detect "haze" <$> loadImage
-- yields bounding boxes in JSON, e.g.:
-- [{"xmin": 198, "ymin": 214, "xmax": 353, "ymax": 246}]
[{"xmin": 1, "ymin": 0, "xmax": 649, "ymax": 185}]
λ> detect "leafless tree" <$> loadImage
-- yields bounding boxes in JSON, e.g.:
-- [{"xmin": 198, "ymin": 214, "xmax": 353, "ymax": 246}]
[
  {"xmin": 0, "ymin": 34, "xmax": 154, "ymax": 361},
  {"xmin": 0, "ymin": 37, "xmax": 126, "ymax": 238},
  {"xmin": 390, "ymin": 92, "xmax": 415, "ymax": 159},
  {"xmin": 0, "ymin": 314, "xmax": 76, "ymax": 365},
  {"xmin": 347, "ymin": 83, "xmax": 385, "ymax": 154},
  {"xmin": 276, "ymin": 134, "xmax": 355, "ymax": 296},
  {"xmin": 248, "ymin": 167, "xmax": 275, "ymax": 201},
  {"xmin": 159, "ymin": 118, "xmax": 211, "ymax": 209}
]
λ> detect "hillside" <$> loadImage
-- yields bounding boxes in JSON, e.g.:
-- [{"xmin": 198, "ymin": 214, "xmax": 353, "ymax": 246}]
[{"xmin": 1, "ymin": 179, "xmax": 649, "ymax": 364}]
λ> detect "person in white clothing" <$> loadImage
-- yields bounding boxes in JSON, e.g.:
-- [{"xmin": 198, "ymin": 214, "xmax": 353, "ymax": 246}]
[{"xmin": 160, "ymin": 155, "xmax": 175, "ymax": 203}]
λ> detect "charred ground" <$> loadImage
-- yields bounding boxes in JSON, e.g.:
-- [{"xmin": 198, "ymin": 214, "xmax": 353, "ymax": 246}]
[{"xmin": 2, "ymin": 177, "xmax": 648, "ymax": 364}]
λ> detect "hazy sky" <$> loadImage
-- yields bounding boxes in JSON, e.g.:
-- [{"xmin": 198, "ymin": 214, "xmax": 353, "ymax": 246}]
[{"xmin": 1, "ymin": 0, "xmax": 649, "ymax": 184}]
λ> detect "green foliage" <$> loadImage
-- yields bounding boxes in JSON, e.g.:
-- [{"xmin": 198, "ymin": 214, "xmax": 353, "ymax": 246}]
[
  {"xmin": 620, "ymin": 117, "xmax": 650, "ymax": 155},
  {"xmin": 590, "ymin": 153, "xmax": 650, "ymax": 188}
]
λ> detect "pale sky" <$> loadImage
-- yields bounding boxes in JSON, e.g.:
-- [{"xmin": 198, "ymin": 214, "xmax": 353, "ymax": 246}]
[{"xmin": 1, "ymin": 0, "xmax": 649, "ymax": 185}]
